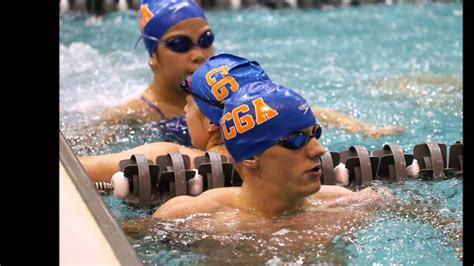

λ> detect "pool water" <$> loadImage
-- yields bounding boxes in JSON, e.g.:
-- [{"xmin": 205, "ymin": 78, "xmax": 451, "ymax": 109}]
[{"xmin": 60, "ymin": 2, "xmax": 463, "ymax": 264}]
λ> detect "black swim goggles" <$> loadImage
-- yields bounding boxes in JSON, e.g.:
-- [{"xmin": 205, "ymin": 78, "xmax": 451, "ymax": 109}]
[
  {"xmin": 180, "ymin": 75, "xmax": 224, "ymax": 108},
  {"xmin": 277, "ymin": 124, "xmax": 322, "ymax": 150},
  {"xmin": 142, "ymin": 30, "xmax": 214, "ymax": 53}
]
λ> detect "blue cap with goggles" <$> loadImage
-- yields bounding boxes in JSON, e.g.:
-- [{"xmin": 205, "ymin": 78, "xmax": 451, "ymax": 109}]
[
  {"xmin": 138, "ymin": 0, "xmax": 209, "ymax": 56},
  {"xmin": 181, "ymin": 53, "xmax": 271, "ymax": 125},
  {"xmin": 220, "ymin": 81, "xmax": 321, "ymax": 162}
]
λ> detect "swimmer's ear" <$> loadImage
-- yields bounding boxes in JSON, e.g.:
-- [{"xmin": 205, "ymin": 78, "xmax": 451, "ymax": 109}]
[
  {"xmin": 208, "ymin": 122, "xmax": 219, "ymax": 133},
  {"xmin": 149, "ymin": 53, "xmax": 158, "ymax": 67},
  {"xmin": 242, "ymin": 156, "xmax": 258, "ymax": 170}
]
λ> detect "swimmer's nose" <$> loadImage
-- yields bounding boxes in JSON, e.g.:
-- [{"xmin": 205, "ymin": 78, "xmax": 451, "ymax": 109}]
[
  {"xmin": 190, "ymin": 47, "xmax": 206, "ymax": 66},
  {"xmin": 307, "ymin": 137, "xmax": 325, "ymax": 159}
]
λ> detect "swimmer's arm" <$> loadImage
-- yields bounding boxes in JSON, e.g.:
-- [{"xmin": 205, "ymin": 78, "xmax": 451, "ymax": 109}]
[
  {"xmin": 351, "ymin": 186, "xmax": 393, "ymax": 201},
  {"xmin": 329, "ymin": 186, "xmax": 395, "ymax": 209},
  {"xmin": 313, "ymin": 107, "xmax": 405, "ymax": 138},
  {"xmin": 313, "ymin": 185, "xmax": 395, "ymax": 205},
  {"xmin": 121, "ymin": 217, "xmax": 157, "ymax": 238},
  {"xmin": 311, "ymin": 185, "xmax": 353, "ymax": 201},
  {"xmin": 152, "ymin": 193, "xmax": 222, "ymax": 219},
  {"xmin": 79, "ymin": 142, "xmax": 205, "ymax": 182}
]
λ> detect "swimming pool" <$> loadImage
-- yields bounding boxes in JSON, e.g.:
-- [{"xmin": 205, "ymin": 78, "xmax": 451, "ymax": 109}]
[{"xmin": 60, "ymin": 2, "xmax": 462, "ymax": 264}]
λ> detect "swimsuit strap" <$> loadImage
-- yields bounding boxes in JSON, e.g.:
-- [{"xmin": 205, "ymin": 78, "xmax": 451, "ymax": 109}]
[{"xmin": 140, "ymin": 95, "xmax": 166, "ymax": 119}]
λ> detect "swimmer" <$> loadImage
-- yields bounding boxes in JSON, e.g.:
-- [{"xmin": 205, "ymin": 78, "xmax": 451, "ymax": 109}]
[
  {"xmin": 153, "ymin": 81, "xmax": 393, "ymax": 234},
  {"xmin": 101, "ymin": 0, "xmax": 214, "ymax": 145}
]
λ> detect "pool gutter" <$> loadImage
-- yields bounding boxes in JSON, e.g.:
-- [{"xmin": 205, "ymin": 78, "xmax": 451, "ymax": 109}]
[{"xmin": 60, "ymin": 132, "xmax": 142, "ymax": 265}]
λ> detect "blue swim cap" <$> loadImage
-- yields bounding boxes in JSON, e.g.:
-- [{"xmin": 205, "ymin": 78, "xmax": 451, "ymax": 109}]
[
  {"xmin": 190, "ymin": 53, "xmax": 271, "ymax": 125},
  {"xmin": 221, "ymin": 81, "xmax": 317, "ymax": 162},
  {"xmin": 139, "ymin": 0, "xmax": 206, "ymax": 56}
]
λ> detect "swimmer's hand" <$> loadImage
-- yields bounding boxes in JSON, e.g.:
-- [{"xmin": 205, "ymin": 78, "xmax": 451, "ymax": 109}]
[
  {"xmin": 369, "ymin": 185, "xmax": 395, "ymax": 199},
  {"xmin": 329, "ymin": 186, "xmax": 395, "ymax": 209},
  {"xmin": 122, "ymin": 217, "xmax": 158, "ymax": 238}
]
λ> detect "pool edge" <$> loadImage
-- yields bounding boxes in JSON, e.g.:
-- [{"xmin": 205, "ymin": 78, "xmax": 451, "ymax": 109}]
[{"xmin": 59, "ymin": 131, "xmax": 142, "ymax": 265}]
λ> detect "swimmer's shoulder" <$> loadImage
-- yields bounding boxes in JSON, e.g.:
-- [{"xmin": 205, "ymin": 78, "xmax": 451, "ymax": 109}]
[
  {"xmin": 311, "ymin": 185, "xmax": 353, "ymax": 201},
  {"xmin": 101, "ymin": 97, "xmax": 161, "ymax": 123},
  {"xmin": 200, "ymin": 187, "xmax": 241, "ymax": 205},
  {"xmin": 152, "ymin": 193, "xmax": 222, "ymax": 219},
  {"xmin": 152, "ymin": 188, "xmax": 240, "ymax": 219}
]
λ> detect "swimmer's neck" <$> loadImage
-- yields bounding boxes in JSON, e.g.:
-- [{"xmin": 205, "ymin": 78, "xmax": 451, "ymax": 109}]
[
  {"xmin": 239, "ymin": 182, "xmax": 308, "ymax": 218},
  {"xmin": 206, "ymin": 144, "xmax": 229, "ymax": 156},
  {"xmin": 147, "ymin": 76, "xmax": 187, "ymax": 107}
]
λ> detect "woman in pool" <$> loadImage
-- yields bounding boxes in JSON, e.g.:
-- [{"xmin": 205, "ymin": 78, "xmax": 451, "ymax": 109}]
[
  {"xmin": 99, "ymin": 0, "xmax": 403, "ymax": 146},
  {"xmin": 100, "ymin": 0, "xmax": 214, "ymax": 145}
]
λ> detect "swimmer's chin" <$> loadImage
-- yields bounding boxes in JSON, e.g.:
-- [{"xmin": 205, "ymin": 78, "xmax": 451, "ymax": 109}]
[
  {"xmin": 313, "ymin": 183, "xmax": 322, "ymax": 194},
  {"xmin": 300, "ymin": 180, "xmax": 321, "ymax": 197}
]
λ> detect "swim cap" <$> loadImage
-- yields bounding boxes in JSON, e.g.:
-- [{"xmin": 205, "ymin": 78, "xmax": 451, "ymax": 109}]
[
  {"xmin": 221, "ymin": 81, "xmax": 317, "ymax": 162},
  {"xmin": 190, "ymin": 53, "xmax": 271, "ymax": 125},
  {"xmin": 139, "ymin": 0, "xmax": 206, "ymax": 56}
]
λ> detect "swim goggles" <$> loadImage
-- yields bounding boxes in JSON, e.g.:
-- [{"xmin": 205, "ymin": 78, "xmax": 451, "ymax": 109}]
[
  {"xmin": 277, "ymin": 124, "xmax": 322, "ymax": 150},
  {"xmin": 142, "ymin": 30, "xmax": 214, "ymax": 53},
  {"xmin": 180, "ymin": 75, "xmax": 225, "ymax": 108}
]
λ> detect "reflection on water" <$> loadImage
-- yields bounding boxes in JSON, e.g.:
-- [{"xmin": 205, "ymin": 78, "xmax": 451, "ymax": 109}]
[
  {"xmin": 62, "ymin": 116, "xmax": 165, "ymax": 156},
  {"xmin": 369, "ymin": 73, "xmax": 462, "ymax": 109}
]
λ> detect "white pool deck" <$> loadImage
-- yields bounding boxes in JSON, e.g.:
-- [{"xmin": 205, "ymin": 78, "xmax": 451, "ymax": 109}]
[{"xmin": 59, "ymin": 133, "xmax": 142, "ymax": 265}]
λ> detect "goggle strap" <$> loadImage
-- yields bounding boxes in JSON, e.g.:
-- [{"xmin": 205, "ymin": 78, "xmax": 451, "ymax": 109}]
[
  {"xmin": 133, "ymin": 35, "xmax": 143, "ymax": 50},
  {"xmin": 180, "ymin": 76, "xmax": 224, "ymax": 109}
]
